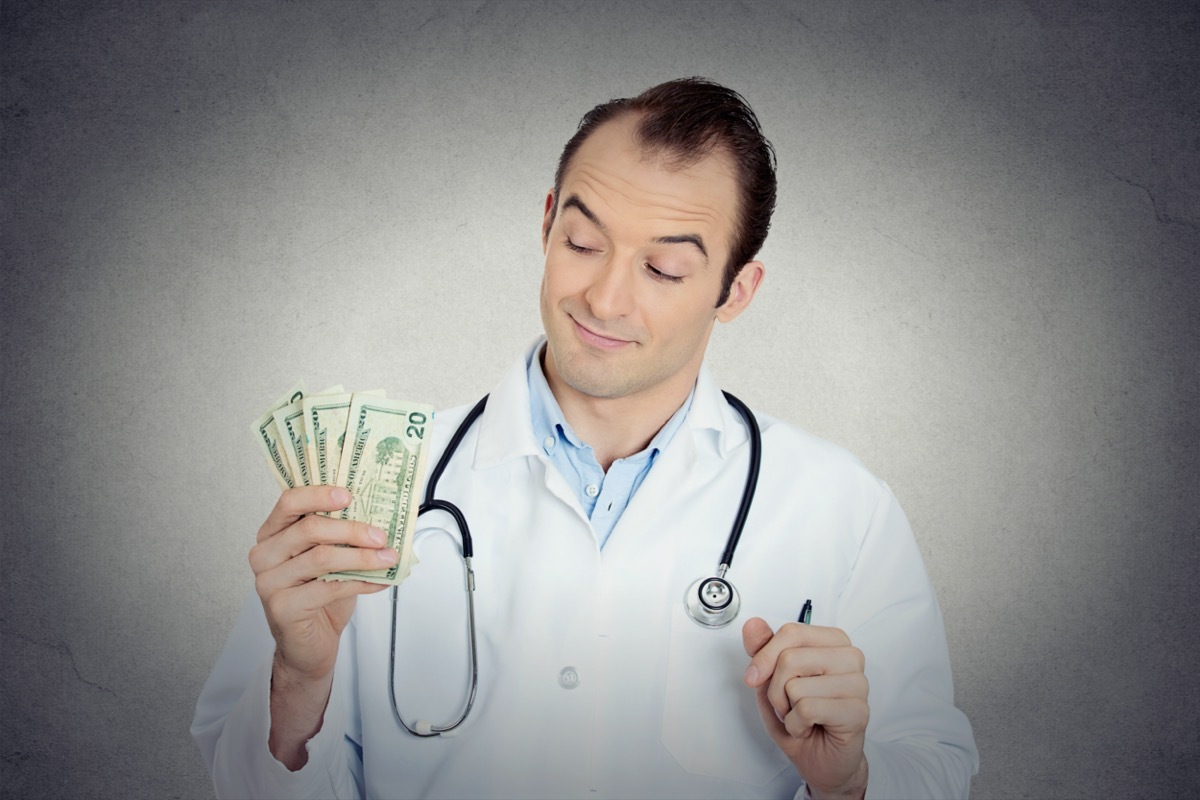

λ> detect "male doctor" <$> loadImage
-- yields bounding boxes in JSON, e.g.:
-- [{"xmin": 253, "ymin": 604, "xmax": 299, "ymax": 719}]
[{"xmin": 193, "ymin": 78, "xmax": 978, "ymax": 799}]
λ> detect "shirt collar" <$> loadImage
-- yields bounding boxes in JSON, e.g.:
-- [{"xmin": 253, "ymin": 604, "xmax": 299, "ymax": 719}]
[
  {"xmin": 526, "ymin": 341, "xmax": 695, "ymax": 466},
  {"xmin": 527, "ymin": 343, "xmax": 585, "ymax": 450},
  {"xmin": 473, "ymin": 336, "xmax": 746, "ymax": 469}
]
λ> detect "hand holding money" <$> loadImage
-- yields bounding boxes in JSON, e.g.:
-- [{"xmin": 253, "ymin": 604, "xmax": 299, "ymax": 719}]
[
  {"xmin": 248, "ymin": 384, "xmax": 435, "ymax": 769},
  {"xmin": 248, "ymin": 484, "xmax": 397, "ymax": 769},
  {"xmin": 250, "ymin": 385, "xmax": 434, "ymax": 586},
  {"xmin": 249, "ymin": 485, "xmax": 396, "ymax": 678}
]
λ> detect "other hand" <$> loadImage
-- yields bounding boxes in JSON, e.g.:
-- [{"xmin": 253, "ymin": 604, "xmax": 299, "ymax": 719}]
[{"xmin": 742, "ymin": 617, "xmax": 870, "ymax": 800}]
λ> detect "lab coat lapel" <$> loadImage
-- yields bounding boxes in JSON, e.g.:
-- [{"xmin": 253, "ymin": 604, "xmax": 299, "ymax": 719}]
[
  {"xmin": 466, "ymin": 344, "xmax": 752, "ymax": 542},
  {"xmin": 471, "ymin": 343, "xmax": 540, "ymax": 469},
  {"xmin": 470, "ymin": 338, "xmax": 590, "ymax": 524},
  {"xmin": 604, "ymin": 363, "xmax": 748, "ymax": 556}
]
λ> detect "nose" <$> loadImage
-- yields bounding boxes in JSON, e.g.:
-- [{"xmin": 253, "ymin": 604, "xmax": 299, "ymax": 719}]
[{"xmin": 583, "ymin": 254, "xmax": 635, "ymax": 321}]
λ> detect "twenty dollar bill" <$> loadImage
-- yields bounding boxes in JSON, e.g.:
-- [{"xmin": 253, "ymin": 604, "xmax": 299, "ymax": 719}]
[
  {"xmin": 303, "ymin": 389, "xmax": 384, "ymax": 490},
  {"xmin": 327, "ymin": 395, "xmax": 434, "ymax": 585}
]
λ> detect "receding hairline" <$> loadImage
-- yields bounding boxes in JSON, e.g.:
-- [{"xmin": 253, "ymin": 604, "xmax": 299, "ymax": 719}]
[
  {"xmin": 571, "ymin": 110, "xmax": 732, "ymax": 179},
  {"xmin": 554, "ymin": 112, "xmax": 742, "ymax": 220}
]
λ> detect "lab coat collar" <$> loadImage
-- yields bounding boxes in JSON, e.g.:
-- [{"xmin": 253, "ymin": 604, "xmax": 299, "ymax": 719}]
[
  {"xmin": 472, "ymin": 338, "xmax": 545, "ymax": 469},
  {"xmin": 686, "ymin": 359, "xmax": 749, "ymax": 460},
  {"xmin": 471, "ymin": 337, "xmax": 748, "ymax": 470}
]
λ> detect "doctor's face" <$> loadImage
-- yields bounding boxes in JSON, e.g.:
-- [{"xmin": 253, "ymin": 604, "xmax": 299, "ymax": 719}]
[{"xmin": 539, "ymin": 115, "xmax": 760, "ymax": 406}]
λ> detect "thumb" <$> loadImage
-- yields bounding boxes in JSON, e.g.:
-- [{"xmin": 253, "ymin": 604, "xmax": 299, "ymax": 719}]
[
  {"xmin": 742, "ymin": 618, "xmax": 791, "ymax": 742},
  {"xmin": 742, "ymin": 616, "xmax": 774, "ymax": 658}
]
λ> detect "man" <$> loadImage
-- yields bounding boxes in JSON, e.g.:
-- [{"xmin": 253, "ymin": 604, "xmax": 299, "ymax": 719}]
[{"xmin": 193, "ymin": 78, "xmax": 978, "ymax": 799}]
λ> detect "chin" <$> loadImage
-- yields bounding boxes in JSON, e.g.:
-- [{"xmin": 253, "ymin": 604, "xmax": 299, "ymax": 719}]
[
  {"xmin": 558, "ymin": 364, "xmax": 629, "ymax": 400},
  {"xmin": 547, "ymin": 326, "xmax": 651, "ymax": 398},
  {"xmin": 554, "ymin": 354, "xmax": 632, "ymax": 401}
]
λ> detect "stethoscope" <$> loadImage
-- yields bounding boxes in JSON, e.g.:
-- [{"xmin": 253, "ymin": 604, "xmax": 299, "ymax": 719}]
[{"xmin": 389, "ymin": 390, "xmax": 761, "ymax": 737}]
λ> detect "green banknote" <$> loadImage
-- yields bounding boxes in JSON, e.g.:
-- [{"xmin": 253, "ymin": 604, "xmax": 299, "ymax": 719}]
[
  {"xmin": 302, "ymin": 389, "xmax": 385, "ymax": 490},
  {"xmin": 273, "ymin": 399, "xmax": 312, "ymax": 486},
  {"xmin": 251, "ymin": 383, "xmax": 306, "ymax": 491},
  {"xmin": 327, "ymin": 395, "xmax": 434, "ymax": 585},
  {"xmin": 274, "ymin": 384, "xmax": 345, "ymax": 487}
]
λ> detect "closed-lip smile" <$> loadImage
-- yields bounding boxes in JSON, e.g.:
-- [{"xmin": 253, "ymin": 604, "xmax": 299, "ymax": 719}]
[{"xmin": 572, "ymin": 317, "xmax": 633, "ymax": 350}]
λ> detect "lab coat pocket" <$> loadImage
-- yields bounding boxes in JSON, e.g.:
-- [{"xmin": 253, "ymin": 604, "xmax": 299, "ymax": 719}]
[{"xmin": 661, "ymin": 602, "xmax": 792, "ymax": 786}]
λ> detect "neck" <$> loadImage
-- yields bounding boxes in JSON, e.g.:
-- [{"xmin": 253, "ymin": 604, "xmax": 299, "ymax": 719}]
[{"xmin": 541, "ymin": 347, "xmax": 697, "ymax": 472}]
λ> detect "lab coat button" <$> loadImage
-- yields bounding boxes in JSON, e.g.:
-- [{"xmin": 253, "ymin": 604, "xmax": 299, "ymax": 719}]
[
  {"xmin": 558, "ymin": 666, "xmax": 580, "ymax": 689},
  {"xmin": 585, "ymin": 484, "xmax": 599, "ymax": 498}
]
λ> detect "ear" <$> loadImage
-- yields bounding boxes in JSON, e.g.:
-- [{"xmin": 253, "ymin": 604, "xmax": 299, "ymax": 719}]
[
  {"xmin": 541, "ymin": 190, "xmax": 556, "ymax": 254},
  {"xmin": 716, "ymin": 261, "xmax": 765, "ymax": 323}
]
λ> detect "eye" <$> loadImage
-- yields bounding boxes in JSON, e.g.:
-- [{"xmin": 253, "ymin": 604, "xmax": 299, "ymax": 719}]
[
  {"xmin": 645, "ymin": 262, "xmax": 684, "ymax": 283},
  {"xmin": 564, "ymin": 239, "xmax": 596, "ymax": 255}
]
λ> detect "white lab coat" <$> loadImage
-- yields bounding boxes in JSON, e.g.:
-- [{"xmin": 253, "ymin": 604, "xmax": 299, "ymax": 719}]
[{"xmin": 193, "ymin": 341, "xmax": 979, "ymax": 799}]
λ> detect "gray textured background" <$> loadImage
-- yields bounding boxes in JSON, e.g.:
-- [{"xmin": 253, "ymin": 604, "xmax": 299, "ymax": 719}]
[{"xmin": 2, "ymin": 1, "xmax": 1198, "ymax": 798}]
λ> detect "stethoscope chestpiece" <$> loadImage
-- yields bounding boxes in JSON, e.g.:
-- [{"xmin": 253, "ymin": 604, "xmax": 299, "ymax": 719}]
[{"xmin": 684, "ymin": 570, "xmax": 741, "ymax": 628}]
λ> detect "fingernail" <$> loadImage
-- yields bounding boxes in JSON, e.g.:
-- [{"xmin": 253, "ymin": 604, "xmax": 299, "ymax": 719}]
[
  {"xmin": 743, "ymin": 665, "xmax": 759, "ymax": 685},
  {"xmin": 368, "ymin": 526, "xmax": 386, "ymax": 545},
  {"xmin": 377, "ymin": 548, "xmax": 397, "ymax": 563},
  {"xmin": 331, "ymin": 488, "xmax": 350, "ymax": 506}
]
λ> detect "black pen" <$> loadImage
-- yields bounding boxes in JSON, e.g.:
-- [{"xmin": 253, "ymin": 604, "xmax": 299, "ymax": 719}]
[{"xmin": 798, "ymin": 598, "xmax": 813, "ymax": 624}]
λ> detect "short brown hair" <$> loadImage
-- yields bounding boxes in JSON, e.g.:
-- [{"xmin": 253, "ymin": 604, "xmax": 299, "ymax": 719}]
[{"xmin": 548, "ymin": 77, "xmax": 777, "ymax": 306}]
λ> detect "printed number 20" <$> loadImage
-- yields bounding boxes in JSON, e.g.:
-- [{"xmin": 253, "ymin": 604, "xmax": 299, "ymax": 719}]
[{"xmin": 407, "ymin": 411, "xmax": 427, "ymax": 439}]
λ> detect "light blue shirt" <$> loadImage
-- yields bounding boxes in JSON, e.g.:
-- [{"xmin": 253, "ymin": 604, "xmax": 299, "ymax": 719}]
[{"xmin": 527, "ymin": 346, "xmax": 694, "ymax": 548}]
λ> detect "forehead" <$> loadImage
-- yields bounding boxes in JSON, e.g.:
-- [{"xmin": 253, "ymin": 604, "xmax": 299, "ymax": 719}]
[{"xmin": 559, "ymin": 116, "xmax": 740, "ymax": 248}]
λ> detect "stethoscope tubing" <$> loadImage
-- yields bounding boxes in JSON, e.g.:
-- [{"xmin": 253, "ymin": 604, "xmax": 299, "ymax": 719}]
[
  {"xmin": 388, "ymin": 397, "xmax": 488, "ymax": 737},
  {"xmin": 388, "ymin": 390, "xmax": 762, "ymax": 734},
  {"xmin": 718, "ymin": 391, "xmax": 761, "ymax": 571}
]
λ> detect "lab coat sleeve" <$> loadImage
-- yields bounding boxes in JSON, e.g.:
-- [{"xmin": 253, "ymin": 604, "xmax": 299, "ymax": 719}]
[
  {"xmin": 191, "ymin": 587, "xmax": 365, "ymax": 799},
  {"xmin": 837, "ymin": 483, "xmax": 980, "ymax": 800}
]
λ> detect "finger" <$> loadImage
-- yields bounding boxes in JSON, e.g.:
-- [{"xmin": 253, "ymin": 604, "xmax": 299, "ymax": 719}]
[
  {"xmin": 774, "ymin": 672, "xmax": 868, "ymax": 720},
  {"xmin": 744, "ymin": 622, "xmax": 852, "ymax": 688},
  {"xmin": 752, "ymin": 679, "xmax": 789, "ymax": 744},
  {"xmin": 256, "ymin": 540, "xmax": 399, "ymax": 597},
  {"xmin": 777, "ymin": 644, "xmax": 866, "ymax": 679},
  {"xmin": 250, "ymin": 515, "xmax": 386, "ymax": 575},
  {"xmin": 766, "ymin": 646, "xmax": 866, "ymax": 720},
  {"xmin": 265, "ymin": 576, "xmax": 391, "ymax": 628},
  {"xmin": 257, "ymin": 486, "xmax": 353, "ymax": 543},
  {"xmin": 783, "ymin": 695, "xmax": 870, "ymax": 741},
  {"xmin": 742, "ymin": 617, "xmax": 775, "ymax": 659}
]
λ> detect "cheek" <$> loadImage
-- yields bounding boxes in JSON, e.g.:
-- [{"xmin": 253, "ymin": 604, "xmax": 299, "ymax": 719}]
[
  {"xmin": 540, "ymin": 261, "xmax": 574, "ymax": 326},
  {"xmin": 647, "ymin": 300, "xmax": 713, "ymax": 344},
  {"xmin": 543, "ymin": 255, "xmax": 584, "ymax": 303}
]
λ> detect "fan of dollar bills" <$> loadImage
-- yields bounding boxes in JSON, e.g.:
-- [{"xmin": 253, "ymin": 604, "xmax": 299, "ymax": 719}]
[{"xmin": 251, "ymin": 384, "xmax": 434, "ymax": 586}]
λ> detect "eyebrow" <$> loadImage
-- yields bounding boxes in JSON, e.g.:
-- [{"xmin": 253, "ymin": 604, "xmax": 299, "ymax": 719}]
[{"xmin": 562, "ymin": 194, "xmax": 709, "ymax": 263}]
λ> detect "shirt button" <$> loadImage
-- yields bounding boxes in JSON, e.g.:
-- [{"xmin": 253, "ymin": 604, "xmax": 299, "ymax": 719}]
[
  {"xmin": 585, "ymin": 484, "xmax": 599, "ymax": 498},
  {"xmin": 558, "ymin": 666, "xmax": 580, "ymax": 689},
  {"xmin": 543, "ymin": 435, "xmax": 555, "ymax": 452}
]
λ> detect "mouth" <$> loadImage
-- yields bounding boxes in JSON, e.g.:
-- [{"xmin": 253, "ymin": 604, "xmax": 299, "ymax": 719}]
[{"xmin": 571, "ymin": 317, "xmax": 634, "ymax": 351}]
